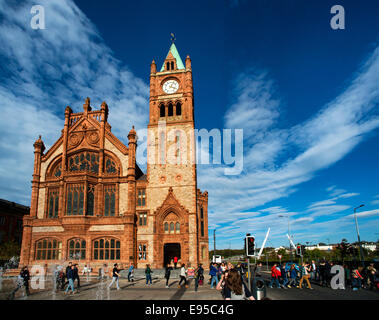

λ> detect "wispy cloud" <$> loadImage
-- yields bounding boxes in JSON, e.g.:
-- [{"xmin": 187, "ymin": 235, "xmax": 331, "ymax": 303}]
[
  {"xmin": 0, "ymin": 0, "xmax": 149, "ymax": 204},
  {"xmin": 200, "ymin": 47, "xmax": 379, "ymax": 247}
]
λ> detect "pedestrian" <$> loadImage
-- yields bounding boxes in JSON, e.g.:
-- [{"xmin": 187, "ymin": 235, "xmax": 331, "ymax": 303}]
[
  {"xmin": 63, "ymin": 262, "xmax": 72, "ymax": 289},
  {"xmin": 197, "ymin": 263, "xmax": 204, "ymax": 286},
  {"xmin": 343, "ymin": 264, "xmax": 351, "ymax": 287},
  {"xmin": 145, "ymin": 264, "xmax": 153, "ymax": 285},
  {"xmin": 268, "ymin": 263, "xmax": 281, "ymax": 288},
  {"xmin": 178, "ymin": 263, "xmax": 188, "ymax": 288},
  {"xmin": 173, "ymin": 256, "xmax": 178, "ymax": 269},
  {"xmin": 223, "ymin": 269, "xmax": 255, "ymax": 300},
  {"xmin": 287, "ymin": 264, "xmax": 297, "ymax": 288},
  {"xmin": 367, "ymin": 263, "xmax": 377, "ymax": 291},
  {"xmin": 108, "ymin": 263, "xmax": 121, "ymax": 290},
  {"xmin": 352, "ymin": 266, "xmax": 364, "ymax": 291},
  {"xmin": 9, "ymin": 266, "xmax": 30, "ymax": 299},
  {"xmin": 325, "ymin": 260, "xmax": 332, "ymax": 288},
  {"xmin": 194, "ymin": 264, "xmax": 203, "ymax": 292},
  {"xmin": 216, "ymin": 268, "xmax": 229, "ymax": 298},
  {"xmin": 128, "ymin": 263, "xmax": 134, "ymax": 282},
  {"xmin": 64, "ymin": 265, "xmax": 75, "ymax": 295},
  {"xmin": 209, "ymin": 263, "xmax": 219, "ymax": 289},
  {"xmin": 254, "ymin": 262, "xmax": 262, "ymax": 277},
  {"xmin": 298, "ymin": 262, "xmax": 313, "ymax": 289},
  {"xmin": 73, "ymin": 264, "xmax": 80, "ymax": 292},
  {"xmin": 318, "ymin": 260, "xmax": 327, "ymax": 287},
  {"xmin": 164, "ymin": 263, "xmax": 173, "ymax": 288},
  {"xmin": 280, "ymin": 262, "xmax": 289, "ymax": 289},
  {"xmin": 311, "ymin": 260, "xmax": 317, "ymax": 281},
  {"xmin": 187, "ymin": 264, "xmax": 195, "ymax": 288}
]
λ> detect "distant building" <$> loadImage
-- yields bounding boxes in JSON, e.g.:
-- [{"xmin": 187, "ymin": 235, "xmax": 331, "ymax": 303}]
[
  {"xmin": 0, "ymin": 199, "xmax": 29, "ymax": 245},
  {"xmin": 305, "ymin": 244, "xmax": 335, "ymax": 251}
]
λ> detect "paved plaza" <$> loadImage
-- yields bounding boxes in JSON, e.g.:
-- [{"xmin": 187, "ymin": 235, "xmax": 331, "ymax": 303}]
[{"xmin": 0, "ymin": 276, "xmax": 223, "ymax": 300}]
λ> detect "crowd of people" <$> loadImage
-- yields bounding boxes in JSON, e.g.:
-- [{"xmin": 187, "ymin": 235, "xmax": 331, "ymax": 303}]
[
  {"xmin": 7, "ymin": 259, "xmax": 377, "ymax": 299},
  {"xmin": 266, "ymin": 260, "xmax": 378, "ymax": 291}
]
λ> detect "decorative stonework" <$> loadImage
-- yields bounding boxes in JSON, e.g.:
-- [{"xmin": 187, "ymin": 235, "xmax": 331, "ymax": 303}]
[
  {"xmin": 32, "ymin": 226, "xmax": 64, "ymax": 233},
  {"xmin": 89, "ymin": 225, "xmax": 124, "ymax": 232}
]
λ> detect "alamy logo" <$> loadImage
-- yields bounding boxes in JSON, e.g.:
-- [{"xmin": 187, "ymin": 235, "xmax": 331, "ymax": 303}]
[
  {"xmin": 30, "ymin": 5, "xmax": 45, "ymax": 30},
  {"xmin": 330, "ymin": 5, "xmax": 345, "ymax": 30}
]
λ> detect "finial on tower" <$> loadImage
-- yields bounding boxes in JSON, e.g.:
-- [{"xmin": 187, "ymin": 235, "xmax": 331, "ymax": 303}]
[{"xmin": 170, "ymin": 33, "xmax": 176, "ymax": 43}]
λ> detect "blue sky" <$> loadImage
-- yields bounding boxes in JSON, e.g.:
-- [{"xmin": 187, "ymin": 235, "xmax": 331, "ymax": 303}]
[{"xmin": 0, "ymin": 0, "xmax": 378, "ymax": 249}]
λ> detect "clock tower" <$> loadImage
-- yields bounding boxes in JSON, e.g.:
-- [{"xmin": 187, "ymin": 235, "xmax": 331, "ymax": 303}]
[{"xmin": 141, "ymin": 40, "xmax": 209, "ymax": 267}]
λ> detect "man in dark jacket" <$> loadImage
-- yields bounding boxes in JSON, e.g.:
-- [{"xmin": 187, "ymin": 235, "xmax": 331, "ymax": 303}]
[
  {"xmin": 21, "ymin": 266, "xmax": 30, "ymax": 296},
  {"xmin": 73, "ymin": 264, "xmax": 80, "ymax": 292},
  {"xmin": 63, "ymin": 262, "xmax": 72, "ymax": 289}
]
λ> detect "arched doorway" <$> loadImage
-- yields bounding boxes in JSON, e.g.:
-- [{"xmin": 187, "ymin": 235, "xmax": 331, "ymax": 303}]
[{"xmin": 163, "ymin": 243, "xmax": 180, "ymax": 267}]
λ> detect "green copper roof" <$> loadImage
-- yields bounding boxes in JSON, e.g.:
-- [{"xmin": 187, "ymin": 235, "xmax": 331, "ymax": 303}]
[{"xmin": 160, "ymin": 43, "xmax": 185, "ymax": 71}]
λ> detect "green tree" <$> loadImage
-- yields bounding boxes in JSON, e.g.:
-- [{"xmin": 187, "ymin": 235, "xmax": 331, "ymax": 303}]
[{"xmin": 0, "ymin": 241, "xmax": 21, "ymax": 261}]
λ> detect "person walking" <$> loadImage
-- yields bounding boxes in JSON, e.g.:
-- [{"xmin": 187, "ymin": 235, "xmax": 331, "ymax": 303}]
[
  {"xmin": 311, "ymin": 260, "xmax": 317, "ymax": 281},
  {"xmin": 318, "ymin": 260, "xmax": 327, "ymax": 287},
  {"xmin": 127, "ymin": 263, "xmax": 134, "ymax": 282},
  {"xmin": 194, "ymin": 264, "xmax": 203, "ymax": 292},
  {"xmin": 63, "ymin": 262, "xmax": 72, "ymax": 289},
  {"xmin": 187, "ymin": 264, "xmax": 195, "ymax": 288},
  {"xmin": 197, "ymin": 263, "xmax": 204, "ymax": 286},
  {"xmin": 298, "ymin": 262, "xmax": 313, "ymax": 289},
  {"xmin": 9, "ymin": 266, "xmax": 30, "ymax": 299},
  {"xmin": 178, "ymin": 263, "xmax": 188, "ymax": 288},
  {"xmin": 268, "ymin": 264, "xmax": 281, "ymax": 288},
  {"xmin": 173, "ymin": 256, "xmax": 178, "ymax": 269},
  {"xmin": 287, "ymin": 264, "xmax": 297, "ymax": 288},
  {"xmin": 367, "ymin": 263, "xmax": 377, "ymax": 291},
  {"xmin": 352, "ymin": 266, "xmax": 364, "ymax": 291},
  {"xmin": 223, "ymin": 269, "xmax": 255, "ymax": 300},
  {"xmin": 145, "ymin": 264, "xmax": 153, "ymax": 286},
  {"xmin": 108, "ymin": 263, "xmax": 121, "ymax": 290},
  {"xmin": 73, "ymin": 264, "xmax": 80, "ymax": 292},
  {"xmin": 164, "ymin": 263, "xmax": 173, "ymax": 288},
  {"xmin": 209, "ymin": 263, "xmax": 219, "ymax": 289},
  {"xmin": 64, "ymin": 265, "xmax": 75, "ymax": 295},
  {"xmin": 280, "ymin": 263, "xmax": 289, "ymax": 289}
]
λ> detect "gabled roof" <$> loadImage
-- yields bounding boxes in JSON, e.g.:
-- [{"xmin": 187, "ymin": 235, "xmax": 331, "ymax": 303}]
[{"xmin": 160, "ymin": 43, "xmax": 185, "ymax": 71}]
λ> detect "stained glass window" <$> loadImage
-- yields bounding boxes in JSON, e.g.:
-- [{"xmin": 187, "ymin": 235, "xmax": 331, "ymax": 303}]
[
  {"xmin": 104, "ymin": 185, "xmax": 116, "ymax": 216},
  {"xmin": 48, "ymin": 189, "xmax": 59, "ymax": 218},
  {"xmin": 66, "ymin": 185, "xmax": 84, "ymax": 216},
  {"xmin": 87, "ymin": 185, "xmax": 94, "ymax": 216},
  {"xmin": 68, "ymin": 152, "xmax": 99, "ymax": 174}
]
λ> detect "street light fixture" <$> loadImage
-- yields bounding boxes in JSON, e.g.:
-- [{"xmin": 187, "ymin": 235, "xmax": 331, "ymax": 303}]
[
  {"xmin": 279, "ymin": 214, "xmax": 292, "ymax": 261},
  {"xmin": 353, "ymin": 204, "xmax": 365, "ymax": 266}
]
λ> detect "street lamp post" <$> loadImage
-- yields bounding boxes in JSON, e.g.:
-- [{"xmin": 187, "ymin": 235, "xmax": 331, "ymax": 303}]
[
  {"xmin": 353, "ymin": 204, "xmax": 365, "ymax": 266},
  {"xmin": 279, "ymin": 214, "xmax": 292, "ymax": 261}
]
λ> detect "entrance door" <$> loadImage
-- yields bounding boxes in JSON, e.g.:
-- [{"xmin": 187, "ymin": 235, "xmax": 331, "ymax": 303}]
[{"xmin": 163, "ymin": 243, "xmax": 180, "ymax": 267}]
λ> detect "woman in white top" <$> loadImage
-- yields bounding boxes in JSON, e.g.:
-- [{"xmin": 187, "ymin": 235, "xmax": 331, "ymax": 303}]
[{"xmin": 178, "ymin": 264, "xmax": 188, "ymax": 288}]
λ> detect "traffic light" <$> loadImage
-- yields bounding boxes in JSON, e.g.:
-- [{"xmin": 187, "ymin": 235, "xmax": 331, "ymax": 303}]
[
  {"xmin": 296, "ymin": 245, "xmax": 302, "ymax": 256},
  {"xmin": 246, "ymin": 235, "xmax": 255, "ymax": 256}
]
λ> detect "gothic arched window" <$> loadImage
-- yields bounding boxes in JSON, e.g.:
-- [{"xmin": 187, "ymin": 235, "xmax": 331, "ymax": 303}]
[
  {"xmin": 176, "ymin": 222, "xmax": 180, "ymax": 234},
  {"xmin": 68, "ymin": 239, "xmax": 86, "ymax": 260},
  {"xmin": 171, "ymin": 61, "xmax": 174, "ymax": 70},
  {"xmin": 166, "ymin": 62, "xmax": 170, "ymax": 71},
  {"xmin": 170, "ymin": 222, "xmax": 174, "ymax": 234},
  {"xmin": 104, "ymin": 185, "xmax": 116, "ymax": 216},
  {"xmin": 160, "ymin": 104, "xmax": 165, "ymax": 117},
  {"xmin": 47, "ymin": 189, "xmax": 59, "ymax": 218},
  {"xmin": 164, "ymin": 222, "xmax": 169, "ymax": 234},
  {"xmin": 66, "ymin": 185, "xmax": 84, "ymax": 216},
  {"xmin": 168, "ymin": 103, "xmax": 173, "ymax": 117},
  {"xmin": 176, "ymin": 102, "xmax": 181, "ymax": 116}
]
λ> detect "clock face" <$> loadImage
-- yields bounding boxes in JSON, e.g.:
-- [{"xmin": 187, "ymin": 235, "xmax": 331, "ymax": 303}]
[{"xmin": 162, "ymin": 80, "xmax": 179, "ymax": 94}]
